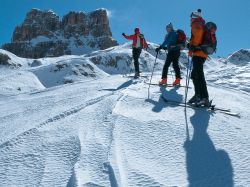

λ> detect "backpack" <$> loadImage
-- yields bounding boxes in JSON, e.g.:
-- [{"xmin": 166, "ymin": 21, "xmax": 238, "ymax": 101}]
[
  {"xmin": 176, "ymin": 29, "xmax": 187, "ymax": 50},
  {"xmin": 138, "ymin": 34, "xmax": 147, "ymax": 49},
  {"xmin": 201, "ymin": 22, "xmax": 217, "ymax": 54}
]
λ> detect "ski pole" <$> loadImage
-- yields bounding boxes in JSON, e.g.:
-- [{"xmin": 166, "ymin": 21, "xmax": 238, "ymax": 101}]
[
  {"xmin": 184, "ymin": 57, "xmax": 189, "ymax": 105},
  {"xmin": 146, "ymin": 52, "xmax": 152, "ymax": 73},
  {"xmin": 184, "ymin": 56, "xmax": 193, "ymax": 109},
  {"xmin": 148, "ymin": 51, "xmax": 159, "ymax": 99},
  {"xmin": 185, "ymin": 57, "xmax": 193, "ymax": 107},
  {"xmin": 184, "ymin": 110, "xmax": 190, "ymax": 141}
]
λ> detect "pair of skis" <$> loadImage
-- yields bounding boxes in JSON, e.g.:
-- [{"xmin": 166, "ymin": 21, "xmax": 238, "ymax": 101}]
[
  {"xmin": 125, "ymin": 77, "xmax": 240, "ymax": 117},
  {"xmin": 160, "ymin": 95, "xmax": 240, "ymax": 118},
  {"xmin": 144, "ymin": 81, "xmax": 191, "ymax": 88},
  {"xmin": 123, "ymin": 75, "xmax": 149, "ymax": 79}
]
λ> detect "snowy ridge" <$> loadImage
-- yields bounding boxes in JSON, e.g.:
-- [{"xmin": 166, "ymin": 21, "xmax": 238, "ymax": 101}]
[
  {"xmin": 2, "ymin": 44, "xmax": 249, "ymax": 94},
  {"xmin": 0, "ymin": 49, "xmax": 31, "ymax": 67},
  {"xmin": 87, "ymin": 43, "xmax": 164, "ymax": 75}
]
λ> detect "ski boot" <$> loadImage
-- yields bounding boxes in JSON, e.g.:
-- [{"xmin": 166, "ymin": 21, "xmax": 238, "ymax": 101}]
[
  {"xmin": 188, "ymin": 95, "xmax": 200, "ymax": 104},
  {"xmin": 195, "ymin": 98, "xmax": 211, "ymax": 107},
  {"xmin": 134, "ymin": 72, "xmax": 140, "ymax": 79},
  {"xmin": 173, "ymin": 78, "xmax": 181, "ymax": 86},
  {"xmin": 159, "ymin": 78, "xmax": 167, "ymax": 85}
]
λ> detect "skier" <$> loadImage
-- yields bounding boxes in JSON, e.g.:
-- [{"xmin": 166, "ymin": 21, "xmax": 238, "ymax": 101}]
[
  {"xmin": 122, "ymin": 28, "xmax": 148, "ymax": 78},
  {"xmin": 187, "ymin": 9, "xmax": 210, "ymax": 106},
  {"xmin": 155, "ymin": 23, "xmax": 182, "ymax": 86}
]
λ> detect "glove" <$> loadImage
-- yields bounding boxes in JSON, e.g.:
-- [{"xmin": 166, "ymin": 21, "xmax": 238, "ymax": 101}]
[
  {"xmin": 190, "ymin": 45, "xmax": 202, "ymax": 52},
  {"xmin": 155, "ymin": 47, "xmax": 162, "ymax": 53},
  {"xmin": 162, "ymin": 46, "xmax": 168, "ymax": 50},
  {"xmin": 122, "ymin": 33, "xmax": 126, "ymax": 36},
  {"xmin": 189, "ymin": 45, "xmax": 197, "ymax": 51}
]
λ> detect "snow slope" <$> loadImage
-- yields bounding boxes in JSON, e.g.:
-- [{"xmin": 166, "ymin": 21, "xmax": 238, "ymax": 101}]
[
  {"xmin": 87, "ymin": 43, "xmax": 165, "ymax": 75},
  {"xmin": 0, "ymin": 46, "xmax": 250, "ymax": 187},
  {"xmin": 0, "ymin": 69, "xmax": 45, "ymax": 95}
]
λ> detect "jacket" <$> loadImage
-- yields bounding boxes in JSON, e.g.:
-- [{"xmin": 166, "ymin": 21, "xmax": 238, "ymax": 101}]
[
  {"xmin": 189, "ymin": 17, "xmax": 208, "ymax": 58},
  {"xmin": 124, "ymin": 33, "xmax": 148, "ymax": 49},
  {"xmin": 160, "ymin": 31, "xmax": 179, "ymax": 51}
]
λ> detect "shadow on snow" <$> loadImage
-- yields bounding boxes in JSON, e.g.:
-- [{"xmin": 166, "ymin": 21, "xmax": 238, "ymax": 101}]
[
  {"xmin": 146, "ymin": 86, "xmax": 183, "ymax": 112},
  {"xmin": 100, "ymin": 79, "xmax": 135, "ymax": 92},
  {"xmin": 184, "ymin": 110, "xmax": 234, "ymax": 187},
  {"xmin": 146, "ymin": 85, "xmax": 234, "ymax": 186}
]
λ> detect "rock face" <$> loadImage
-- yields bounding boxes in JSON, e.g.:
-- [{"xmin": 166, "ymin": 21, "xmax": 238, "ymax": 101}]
[
  {"xmin": 2, "ymin": 8, "xmax": 118, "ymax": 58},
  {"xmin": 0, "ymin": 50, "xmax": 22, "ymax": 67},
  {"xmin": 12, "ymin": 9, "xmax": 61, "ymax": 42},
  {"xmin": 0, "ymin": 53, "xmax": 11, "ymax": 65}
]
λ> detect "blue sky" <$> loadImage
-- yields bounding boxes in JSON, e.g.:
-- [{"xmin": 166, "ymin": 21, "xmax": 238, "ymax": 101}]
[{"xmin": 0, "ymin": 0, "xmax": 250, "ymax": 57}]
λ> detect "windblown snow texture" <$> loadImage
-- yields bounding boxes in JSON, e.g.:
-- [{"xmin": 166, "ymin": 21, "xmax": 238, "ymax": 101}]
[{"xmin": 0, "ymin": 45, "xmax": 249, "ymax": 187}]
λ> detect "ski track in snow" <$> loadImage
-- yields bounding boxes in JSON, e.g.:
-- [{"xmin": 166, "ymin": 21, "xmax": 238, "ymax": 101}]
[
  {"xmin": 0, "ymin": 92, "xmax": 114, "ymax": 150},
  {"xmin": 0, "ymin": 76, "xmax": 146, "ymax": 187},
  {"xmin": 0, "ymin": 73, "xmax": 250, "ymax": 187}
]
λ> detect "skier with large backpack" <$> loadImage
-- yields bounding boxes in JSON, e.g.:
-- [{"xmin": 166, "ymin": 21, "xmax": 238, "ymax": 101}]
[
  {"xmin": 187, "ymin": 9, "xmax": 217, "ymax": 106},
  {"xmin": 122, "ymin": 28, "xmax": 148, "ymax": 78},
  {"xmin": 155, "ymin": 23, "xmax": 186, "ymax": 86}
]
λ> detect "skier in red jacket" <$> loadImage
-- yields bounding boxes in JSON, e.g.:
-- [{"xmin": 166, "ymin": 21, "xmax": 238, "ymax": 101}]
[{"xmin": 122, "ymin": 28, "xmax": 148, "ymax": 78}]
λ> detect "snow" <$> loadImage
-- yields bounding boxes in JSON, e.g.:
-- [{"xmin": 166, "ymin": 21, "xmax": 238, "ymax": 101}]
[
  {"xmin": 0, "ymin": 46, "xmax": 249, "ymax": 187},
  {"xmin": 87, "ymin": 43, "xmax": 164, "ymax": 75},
  {"xmin": 30, "ymin": 36, "xmax": 51, "ymax": 46},
  {"xmin": 205, "ymin": 56, "xmax": 250, "ymax": 93},
  {"xmin": 0, "ymin": 49, "xmax": 31, "ymax": 67},
  {"xmin": 67, "ymin": 36, "xmax": 100, "ymax": 55},
  {"xmin": 0, "ymin": 69, "xmax": 45, "ymax": 95},
  {"xmin": 30, "ymin": 57, "xmax": 108, "ymax": 88},
  {"xmin": 227, "ymin": 49, "xmax": 250, "ymax": 64}
]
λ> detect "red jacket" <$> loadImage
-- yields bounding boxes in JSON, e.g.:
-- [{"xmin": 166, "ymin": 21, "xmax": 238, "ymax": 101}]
[{"xmin": 124, "ymin": 33, "xmax": 148, "ymax": 49}]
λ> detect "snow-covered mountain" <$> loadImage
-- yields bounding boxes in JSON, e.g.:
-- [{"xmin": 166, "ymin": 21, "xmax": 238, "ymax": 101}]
[
  {"xmin": 205, "ymin": 49, "xmax": 250, "ymax": 93},
  {"xmin": 227, "ymin": 49, "xmax": 250, "ymax": 65},
  {"xmin": 0, "ymin": 44, "xmax": 249, "ymax": 187}
]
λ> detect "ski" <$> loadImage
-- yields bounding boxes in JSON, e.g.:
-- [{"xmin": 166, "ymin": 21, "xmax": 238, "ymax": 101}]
[
  {"xmin": 161, "ymin": 95, "xmax": 230, "ymax": 112},
  {"xmin": 160, "ymin": 95, "xmax": 240, "ymax": 117},
  {"xmin": 144, "ymin": 82, "xmax": 191, "ymax": 88},
  {"xmin": 161, "ymin": 96, "xmax": 231, "ymax": 112},
  {"xmin": 123, "ymin": 75, "xmax": 149, "ymax": 78}
]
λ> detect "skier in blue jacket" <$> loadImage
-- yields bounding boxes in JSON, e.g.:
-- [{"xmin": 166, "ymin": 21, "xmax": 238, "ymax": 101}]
[{"xmin": 156, "ymin": 23, "xmax": 181, "ymax": 86}]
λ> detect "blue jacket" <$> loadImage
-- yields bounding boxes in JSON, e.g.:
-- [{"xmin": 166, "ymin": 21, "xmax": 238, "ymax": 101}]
[{"xmin": 160, "ymin": 31, "xmax": 178, "ymax": 51}]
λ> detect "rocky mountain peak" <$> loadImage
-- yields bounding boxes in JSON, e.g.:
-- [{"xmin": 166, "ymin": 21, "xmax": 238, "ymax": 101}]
[
  {"xmin": 13, "ymin": 9, "xmax": 60, "ymax": 42},
  {"xmin": 61, "ymin": 9, "xmax": 112, "ymax": 39},
  {"xmin": 2, "ymin": 8, "xmax": 118, "ymax": 58}
]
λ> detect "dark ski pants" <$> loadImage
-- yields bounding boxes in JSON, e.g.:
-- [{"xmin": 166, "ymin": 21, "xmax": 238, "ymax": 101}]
[
  {"xmin": 132, "ymin": 48, "xmax": 142, "ymax": 74},
  {"xmin": 191, "ymin": 56, "xmax": 209, "ymax": 99},
  {"xmin": 162, "ymin": 50, "xmax": 181, "ymax": 79}
]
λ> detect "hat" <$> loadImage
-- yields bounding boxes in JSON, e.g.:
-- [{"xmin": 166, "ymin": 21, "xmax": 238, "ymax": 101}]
[
  {"xmin": 166, "ymin": 23, "xmax": 173, "ymax": 29},
  {"xmin": 191, "ymin": 9, "xmax": 202, "ymax": 19},
  {"xmin": 134, "ymin": 28, "xmax": 140, "ymax": 33}
]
